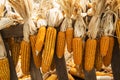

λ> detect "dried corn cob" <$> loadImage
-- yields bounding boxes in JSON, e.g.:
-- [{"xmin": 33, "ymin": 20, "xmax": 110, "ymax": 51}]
[
  {"xmin": 11, "ymin": 42, "xmax": 20, "ymax": 67},
  {"xmin": 68, "ymin": 73, "xmax": 75, "ymax": 80},
  {"xmin": 30, "ymin": 35, "xmax": 41, "ymax": 68},
  {"xmin": 66, "ymin": 27, "xmax": 73, "ymax": 53},
  {"xmin": 20, "ymin": 40, "xmax": 30, "ymax": 74},
  {"xmin": 35, "ymin": 26, "xmax": 46, "ymax": 55},
  {"xmin": 46, "ymin": 74, "xmax": 57, "ymax": 80},
  {"xmin": 103, "ymin": 37, "xmax": 114, "ymax": 67},
  {"xmin": 95, "ymin": 39, "xmax": 103, "ymax": 71},
  {"xmin": 41, "ymin": 27, "xmax": 56, "ymax": 73},
  {"xmin": 0, "ymin": 58, "xmax": 10, "ymax": 80},
  {"xmin": 116, "ymin": 20, "xmax": 120, "ymax": 46},
  {"xmin": 84, "ymin": 39, "xmax": 97, "ymax": 72},
  {"xmin": 100, "ymin": 36, "xmax": 110, "ymax": 57},
  {"xmin": 72, "ymin": 38, "xmax": 83, "ymax": 65},
  {"xmin": 56, "ymin": 31, "xmax": 65, "ymax": 58}
]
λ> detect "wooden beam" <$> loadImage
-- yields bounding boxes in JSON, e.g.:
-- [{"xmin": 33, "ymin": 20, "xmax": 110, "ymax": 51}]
[
  {"xmin": 111, "ymin": 38, "xmax": 120, "ymax": 80},
  {"xmin": 1, "ymin": 24, "xmax": 23, "ymax": 38}
]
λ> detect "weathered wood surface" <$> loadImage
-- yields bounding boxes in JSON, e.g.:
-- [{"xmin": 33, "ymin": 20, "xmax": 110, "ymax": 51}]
[
  {"xmin": 111, "ymin": 38, "xmax": 120, "ymax": 80},
  {"xmin": 30, "ymin": 52, "xmax": 43, "ymax": 80},
  {"xmin": 84, "ymin": 68, "xmax": 97, "ymax": 80},
  {"xmin": 1, "ymin": 24, "xmax": 23, "ymax": 38}
]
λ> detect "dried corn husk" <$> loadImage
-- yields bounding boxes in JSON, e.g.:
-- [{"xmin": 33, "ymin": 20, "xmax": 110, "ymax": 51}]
[{"xmin": 9, "ymin": 0, "xmax": 37, "ymax": 42}]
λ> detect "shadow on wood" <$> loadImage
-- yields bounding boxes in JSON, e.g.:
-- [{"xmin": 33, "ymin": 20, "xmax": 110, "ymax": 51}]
[
  {"xmin": 30, "ymin": 52, "xmax": 43, "ymax": 80},
  {"xmin": 84, "ymin": 68, "xmax": 97, "ymax": 80},
  {"xmin": 111, "ymin": 38, "xmax": 120, "ymax": 80}
]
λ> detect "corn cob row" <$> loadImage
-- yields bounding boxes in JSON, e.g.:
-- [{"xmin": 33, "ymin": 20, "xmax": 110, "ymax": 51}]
[
  {"xmin": 95, "ymin": 39, "xmax": 103, "ymax": 71},
  {"xmin": 35, "ymin": 26, "xmax": 46, "ymax": 55},
  {"xmin": 66, "ymin": 27, "xmax": 73, "ymax": 53},
  {"xmin": 46, "ymin": 74, "xmax": 57, "ymax": 80},
  {"xmin": 116, "ymin": 20, "xmax": 120, "ymax": 46},
  {"xmin": 103, "ymin": 37, "xmax": 114, "ymax": 67},
  {"xmin": 30, "ymin": 35, "xmax": 42, "ymax": 68},
  {"xmin": 0, "ymin": 58, "xmax": 10, "ymax": 80},
  {"xmin": 100, "ymin": 36, "xmax": 110, "ymax": 57},
  {"xmin": 20, "ymin": 40, "xmax": 30, "ymax": 74},
  {"xmin": 41, "ymin": 27, "xmax": 56, "ymax": 73},
  {"xmin": 11, "ymin": 42, "xmax": 20, "ymax": 67},
  {"xmin": 72, "ymin": 38, "xmax": 83, "ymax": 65},
  {"xmin": 84, "ymin": 39, "xmax": 97, "ymax": 72},
  {"xmin": 56, "ymin": 31, "xmax": 65, "ymax": 58}
]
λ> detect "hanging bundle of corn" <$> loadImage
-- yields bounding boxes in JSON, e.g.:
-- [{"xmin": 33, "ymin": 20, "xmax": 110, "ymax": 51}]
[
  {"xmin": 100, "ymin": 1, "xmax": 117, "ymax": 57},
  {"xmin": 73, "ymin": 1, "xmax": 86, "ymax": 67},
  {"xmin": 57, "ymin": 0, "xmax": 75, "ymax": 53},
  {"xmin": 9, "ymin": 0, "xmax": 37, "ymax": 74},
  {"xmin": 95, "ymin": 39, "xmax": 103, "ymax": 71},
  {"xmin": 56, "ymin": 18, "xmax": 67, "ymax": 58},
  {"xmin": 30, "ymin": 35, "xmax": 42, "ymax": 68},
  {"xmin": 103, "ymin": 37, "xmax": 114, "ymax": 67},
  {"xmin": 101, "ymin": 1, "xmax": 118, "ymax": 67},
  {"xmin": 41, "ymin": 4, "xmax": 63, "ymax": 73},
  {"xmin": 84, "ymin": 0, "xmax": 106, "ymax": 72},
  {"xmin": 10, "ymin": 39, "xmax": 20, "ymax": 67}
]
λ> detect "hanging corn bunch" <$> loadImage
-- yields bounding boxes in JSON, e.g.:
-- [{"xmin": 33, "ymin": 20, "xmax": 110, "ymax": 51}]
[
  {"xmin": 84, "ymin": 0, "xmax": 106, "ymax": 72},
  {"xmin": 30, "ymin": 35, "xmax": 42, "ymax": 68},
  {"xmin": 72, "ymin": 1, "xmax": 86, "ymax": 68},
  {"xmin": 41, "ymin": 4, "xmax": 63, "ymax": 73},
  {"xmin": 100, "ymin": 2, "xmax": 117, "ymax": 57},
  {"xmin": 9, "ymin": 0, "xmax": 37, "ymax": 74},
  {"xmin": 56, "ymin": 18, "xmax": 67, "ymax": 58},
  {"xmin": 103, "ymin": 37, "xmax": 114, "ymax": 67},
  {"xmin": 57, "ymin": 0, "xmax": 75, "ymax": 53}
]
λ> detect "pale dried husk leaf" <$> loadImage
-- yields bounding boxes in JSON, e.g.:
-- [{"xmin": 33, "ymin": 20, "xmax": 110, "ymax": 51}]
[
  {"xmin": 101, "ymin": 10, "xmax": 118, "ymax": 36},
  {"xmin": 9, "ymin": 0, "xmax": 37, "ymax": 42},
  {"xmin": 46, "ymin": 8, "xmax": 63, "ymax": 27}
]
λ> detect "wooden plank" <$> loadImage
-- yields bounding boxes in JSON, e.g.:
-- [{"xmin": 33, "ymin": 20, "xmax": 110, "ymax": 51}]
[
  {"xmin": 1, "ymin": 24, "xmax": 23, "ymax": 38},
  {"xmin": 3, "ymin": 38, "xmax": 18, "ymax": 80},
  {"xmin": 54, "ymin": 54, "xmax": 68, "ymax": 80},
  {"xmin": 111, "ymin": 38, "xmax": 120, "ymax": 80},
  {"xmin": 84, "ymin": 68, "xmax": 97, "ymax": 80},
  {"xmin": 30, "ymin": 52, "xmax": 43, "ymax": 80}
]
